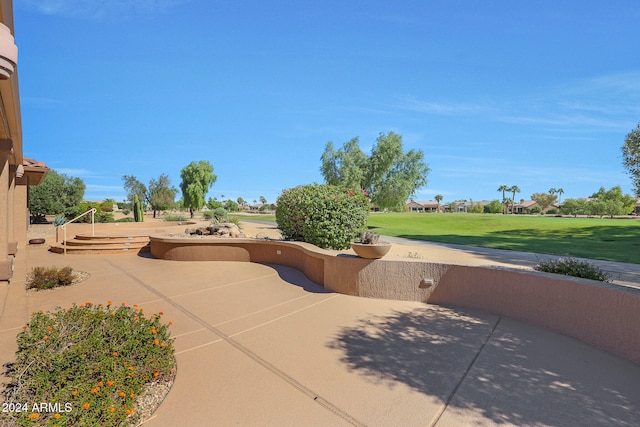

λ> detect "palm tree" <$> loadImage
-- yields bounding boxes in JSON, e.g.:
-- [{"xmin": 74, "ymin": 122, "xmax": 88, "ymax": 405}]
[
  {"xmin": 556, "ymin": 188, "xmax": 564, "ymax": 203},
  {"xmin": 497, "ymin": 185, "xmax": 509, "ymax": 214},
  {"xmin": 509, "ymin": 185, "xmax": 521, "ymax": 214},
  {"xmin": 435, "ymin": 194, "xmax": 443, "ymax": 213}
]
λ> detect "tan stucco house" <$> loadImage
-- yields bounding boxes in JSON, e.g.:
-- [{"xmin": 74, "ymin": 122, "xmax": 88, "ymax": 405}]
[{"xmin": 0, "ymin": 0, "xmax": 49, "ymax": 282}]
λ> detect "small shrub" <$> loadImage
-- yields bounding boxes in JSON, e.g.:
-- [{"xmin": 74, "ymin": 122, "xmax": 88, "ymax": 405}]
[
  {"xmin": 26, "ymin": 266, "xmax": 76, "ymax": 290},
  {"xmin": 74, "ymin": 202, "xmax": 114, "ymax": 223},
  {"xmin": 228, "ymin": 215, "xmax": 243, "ymax": 230},
  {"xmin": 276, "ymin": 183, "xmax": 369, "ymax": 250},
  {"xmin": 0, "ymin": 302, "xmax": 175, "ymax": 427},
  {"xmin": 359, "ymin": 231, "xmax": 380, "ymax": 244},
  {"xmin": 163, "ymin": 214, "xmax": 187, "ymax": 222},
  {"xmin": 53, "ymin": 215, "xmax": 66, "ymax": 227},
  {"xmin": 534, "ymin": 257, "xmax": 611, "ymax": 282},
  {"xmin": 115, "ymin": 217, "xmax": 136, "ymax": 223},
  {"xmin": 122, "ymin": 209, "xmax": 131, "ymax": 216},
  {"xmin": 211, "ymin": 208, "xmax": 228, "ymax": 223}
]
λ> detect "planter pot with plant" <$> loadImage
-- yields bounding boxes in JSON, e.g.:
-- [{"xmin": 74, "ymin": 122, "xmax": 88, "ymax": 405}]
[{"xmin": 350, "ymin": 231, "xmax": 392, "ymax": 259}]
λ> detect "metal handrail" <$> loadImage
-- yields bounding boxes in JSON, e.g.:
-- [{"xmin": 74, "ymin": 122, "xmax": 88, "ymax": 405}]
[{"xmin": 58, "ymin": 208, "xmax": 97, "ymax": 255}]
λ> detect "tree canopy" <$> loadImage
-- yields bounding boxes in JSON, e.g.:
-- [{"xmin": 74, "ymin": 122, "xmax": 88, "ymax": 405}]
[
  {"xmin": 589, "ymin": 186, "xmax": 637, "ymax": 218},
  {"xmin": 122, "ymin": 175, "xmax": 148, "ymax": 205},
  {"xmin": 122, "ymin": 174, "xmax": 178, "ymax": 217},
  {"xmin": 29, "ymin": 170, "xmax": 86, "ymax": 221},
  {"xmin": 149, "ymin": 174, "xmax": 178, "ymax": 216},
  {"xmin": 320, "ymin": 132, "xmax": 430, "ymax": 210},
  {"xmin": 180, "ymin": 160, "xmax": 217, "ymax": 217},
  {"xmin": 622, "ymin": 121, "xmax": 640, "ymax": 196},
  {"xmin": 530, "ymin": 192, "xmax": 558, "ymax": 211}
]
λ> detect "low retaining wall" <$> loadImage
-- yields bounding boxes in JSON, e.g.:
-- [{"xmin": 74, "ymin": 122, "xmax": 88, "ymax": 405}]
[{"xmin": 150, "ymin": 236, "xmax": 640, "ymax": 365}]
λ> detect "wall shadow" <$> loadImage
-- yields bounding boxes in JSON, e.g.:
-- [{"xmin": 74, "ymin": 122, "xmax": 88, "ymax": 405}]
[
  {"xmin": 327, "ymin": 306, "xmax": 640, "ymax": 426},
  {"xmin": 263, "ymin": 263, "xmax": 332, "ymax": 294}
]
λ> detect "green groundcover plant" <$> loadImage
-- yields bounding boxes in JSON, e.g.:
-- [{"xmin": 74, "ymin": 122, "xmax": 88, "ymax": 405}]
[
  {"xmin": 1, "ymin": 302, "xmax": 175, "ymax": 427},
  {"xmin": 276, "ymin": 183, "xmax": 369, "ymax": 250},
  {"xmin": 534, "ymin": 257, "xmax": 612, "ymax": 282}
]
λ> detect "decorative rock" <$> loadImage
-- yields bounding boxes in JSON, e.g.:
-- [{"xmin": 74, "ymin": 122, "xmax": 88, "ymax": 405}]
[{"xmin": 184, "ymin": 223, "xmax": 245, "ymax": 238}]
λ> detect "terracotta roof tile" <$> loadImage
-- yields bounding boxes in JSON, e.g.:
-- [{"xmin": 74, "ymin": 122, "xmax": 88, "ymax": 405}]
[{"xmin": 22, "ymin": 157, "xmax": 48, "ymax": 169}]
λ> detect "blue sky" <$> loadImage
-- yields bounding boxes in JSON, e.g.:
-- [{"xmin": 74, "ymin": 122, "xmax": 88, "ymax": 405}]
[{"xmin": 15, "ymin": 0, "xmax": 640, "ymax": 204}]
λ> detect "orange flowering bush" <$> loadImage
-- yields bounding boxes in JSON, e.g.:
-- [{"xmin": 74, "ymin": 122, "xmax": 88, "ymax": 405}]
[{"xmin": 0, "ymin": 301, "xmax": 175, "ymax": 426}]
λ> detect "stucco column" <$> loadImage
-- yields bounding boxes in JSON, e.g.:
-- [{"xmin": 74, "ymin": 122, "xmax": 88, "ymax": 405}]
[
  {"xmin": 0, "ymin": 153, "xmax": 13, "ymax": 281},
  {"xmin": 13, "ymin": 180, "xmax": 27, "ymax": 248},
  {"xmin": 7, "ymin": 164, "xmax": 16, "ymax": 253}
]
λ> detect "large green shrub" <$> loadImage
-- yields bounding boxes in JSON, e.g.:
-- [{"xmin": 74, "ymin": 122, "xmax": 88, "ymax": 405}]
[
  {"xmin": 276, "ymin": 184, "xmax": 369, "ymax": 249},
  {"xmin": 74, "ymin": 202, "xmax": 114, "ymax": 223}
]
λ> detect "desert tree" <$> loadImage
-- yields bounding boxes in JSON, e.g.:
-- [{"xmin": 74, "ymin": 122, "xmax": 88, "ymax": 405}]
[
  {"xmin": 531, "ymin": 192, "xmax": 558, "ymax": 211},
  {"xmin": 149, "ymin": 174, "xmax": 178, "ymax": 218},
  {"xmin": 622, "ymin": 121, "xmax": 640, "ymax": 196},
  {"xmin": 434, "ymin": 194, "xmax": 443, "ymax": 213},
  {"xmin": 509, "ymin": 185, "xmax": 521, "ymax": 214},
  {"xmin": 497, "ymin": 185, "xmax": 509, "ymax": 214},
  {"xmin": 320, "ymin": 132, "xmax": 429, "ymax": 210},
  {"xmin": 180, "ymin": 160, "xmax": 217, "ymax": 218},
  {"xmin": 122, "ymin": 175, "xmax": 148, "ymax": 205},
  {"xmin": 29, "ymin": 170, "xmax": 86, "ymax": 222}
]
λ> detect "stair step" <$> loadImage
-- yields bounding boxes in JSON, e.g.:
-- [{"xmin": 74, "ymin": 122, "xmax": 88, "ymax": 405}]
[
  {"xmin": 63, "ymin": 238, "xmax": 149, "ymax": 247},
  {"xmin": 49, "ymin": 243, "xmax": 150, "ymax": 255},
  {"xmin": 74, "ymin": 233, "xmax": 151, "ymax": 241}
]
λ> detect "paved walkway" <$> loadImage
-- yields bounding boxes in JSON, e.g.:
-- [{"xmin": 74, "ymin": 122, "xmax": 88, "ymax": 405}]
[{"xmin": 1, "ymin": 230, "xmax": 640, "ymax": 425}]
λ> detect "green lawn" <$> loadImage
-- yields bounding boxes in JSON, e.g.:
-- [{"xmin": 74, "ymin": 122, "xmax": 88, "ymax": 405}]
[{"xmin": 366, "ymin": 213, "xmax": 640, "ymax": 264}]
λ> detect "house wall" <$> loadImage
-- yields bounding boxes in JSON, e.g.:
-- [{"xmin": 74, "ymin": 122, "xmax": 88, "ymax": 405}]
[
  {"xmin": 0, "ymin": 155, "xmax": 12, "ymax": 280},
  {"xmin": 0, "ymin": 0, "xmax": 22, "ymax": 282}
]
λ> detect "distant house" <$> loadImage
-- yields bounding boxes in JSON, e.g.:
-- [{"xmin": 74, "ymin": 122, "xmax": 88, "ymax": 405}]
[
  {"xmin": 446, "ymin": 200, "xmax": 491, "ymax": 213},
  {"xmin": 512, "ymin": 200, "xmax": 539, "ymax": 214},
  {"xmin": 406, "ymin": 200, "xmax": 440, "ymax": 213}
]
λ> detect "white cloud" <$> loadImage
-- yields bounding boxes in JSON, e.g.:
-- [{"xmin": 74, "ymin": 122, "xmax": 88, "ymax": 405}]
[
  {"xmin": 22, "ymin": 0, "xmax": 191, "ymax": 19},
  {"xmin": 56, "ymin": 168, "xmax": 93, "ymax": 177},
  {"xmin": 392, "ymin": 96, "xmax": 488, "ymax": 115}
]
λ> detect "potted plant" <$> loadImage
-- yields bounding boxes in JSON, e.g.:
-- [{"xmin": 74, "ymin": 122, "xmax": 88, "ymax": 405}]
[{"xmin": 350, "ymin": 231, "xmax": 392, "ymax": 259}]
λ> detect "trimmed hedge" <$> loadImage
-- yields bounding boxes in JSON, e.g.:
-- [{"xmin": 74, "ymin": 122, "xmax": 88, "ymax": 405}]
[{"xmin": 276, "ymin": 184, "xmax": 369, "ymax": 250}]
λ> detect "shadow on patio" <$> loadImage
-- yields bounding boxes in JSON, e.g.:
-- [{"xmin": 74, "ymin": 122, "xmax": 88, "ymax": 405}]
[{"xmin": 327, "ymin": 305, "xmax": 640, "ymax": 426}]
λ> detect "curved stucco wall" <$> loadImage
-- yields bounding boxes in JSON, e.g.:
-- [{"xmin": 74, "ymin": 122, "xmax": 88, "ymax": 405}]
[{"xmin": 149, "ymin": 236, "xmax": 640, "ymax": 365}]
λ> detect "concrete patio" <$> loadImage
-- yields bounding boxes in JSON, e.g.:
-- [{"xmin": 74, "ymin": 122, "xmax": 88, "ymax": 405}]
[{"xmin": 1, "ymin": 228, "xmax": 639, "ymax": 426}]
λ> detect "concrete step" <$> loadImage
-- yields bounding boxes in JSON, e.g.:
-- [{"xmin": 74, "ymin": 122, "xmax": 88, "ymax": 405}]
[
  {"xmin": 49, "ymin": 233, "xmax": 151, "ymax": 255},
  {"xmin": 64, "ymin": 237, "xmax": 149, "ymax": 246},
  {"xmin": 74, "ymin": 233, "xmax": 151, "ymax": 241},
  {"xmin": 49, "ymin": 243, "xmax": 150, "ymax": 254}
]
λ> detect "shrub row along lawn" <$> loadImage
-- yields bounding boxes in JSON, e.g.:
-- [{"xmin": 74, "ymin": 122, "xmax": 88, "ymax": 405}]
[{"xmin": 365, "ymin": 213, "xmax": 640, "ymax": 264}]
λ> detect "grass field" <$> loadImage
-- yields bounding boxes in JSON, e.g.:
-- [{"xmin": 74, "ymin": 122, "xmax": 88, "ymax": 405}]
[
  {"xmin": 236, "ymin": 212, "xmax": 640, "ymax": 264},
  {"xmin": 366, "ymin": 213, "xmax": 640, "ymax": 264}
]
